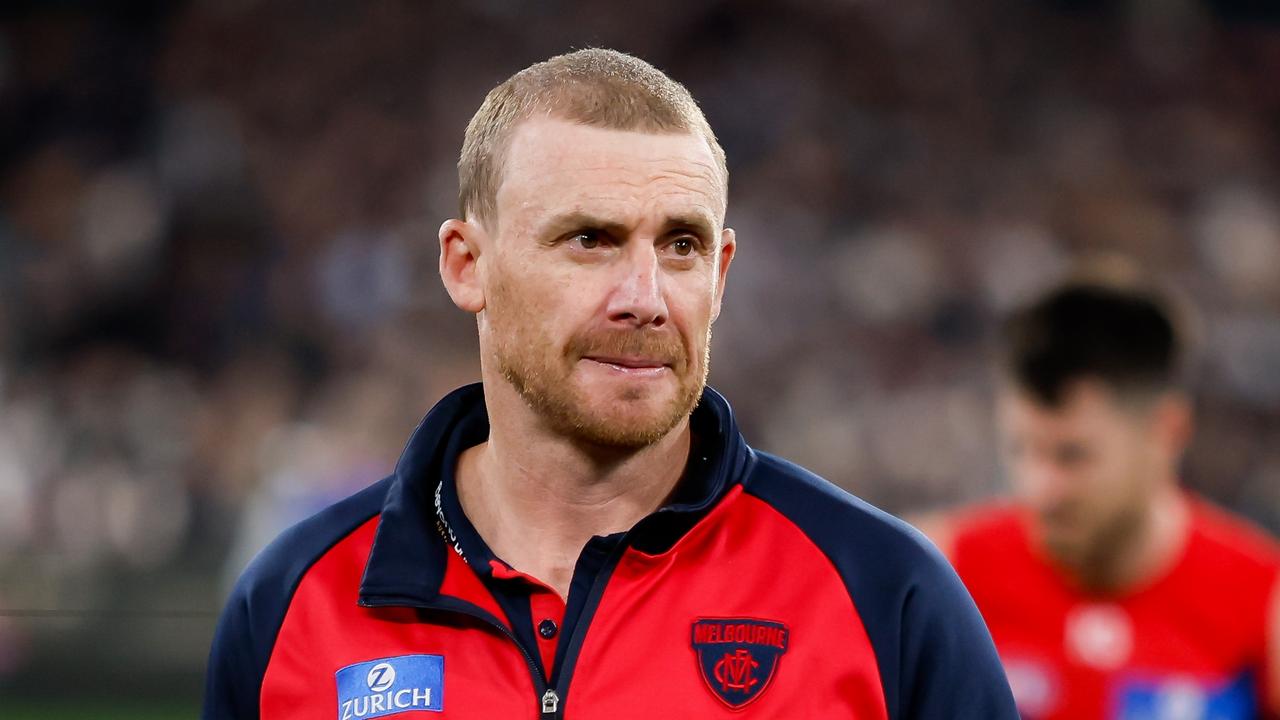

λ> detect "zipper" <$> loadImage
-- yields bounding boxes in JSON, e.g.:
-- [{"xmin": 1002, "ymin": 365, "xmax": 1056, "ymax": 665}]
[
  {"xmin": 541, "ymin": 689, "xmax": 560, "ymax": 715},
  {"xmin": 364, "ymin": 525, "xmax": 659, "ymax": 718},
  {"xmin": 359, "ymin": 595, "xmax": 555, "ymax": 718},
  {"xmin": 545, "ymin": 539, "xmax": 630, "ymax": 719}
]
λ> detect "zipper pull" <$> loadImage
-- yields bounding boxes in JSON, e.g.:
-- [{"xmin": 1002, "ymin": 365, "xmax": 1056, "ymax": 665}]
[{"xmin": 541, "ymin": 689, "xmax": 560, "ymax": 716}]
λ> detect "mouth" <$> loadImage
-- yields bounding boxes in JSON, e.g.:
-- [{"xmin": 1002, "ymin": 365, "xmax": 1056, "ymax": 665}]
[{"xmin": 582, "ymin": 356, "xmax": 672, "ymax": 376}]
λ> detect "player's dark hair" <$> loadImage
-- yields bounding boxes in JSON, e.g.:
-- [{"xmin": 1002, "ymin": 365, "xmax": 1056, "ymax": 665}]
[{"xmin": 1000, "ymin": 278, "xmax": 1186, "ymax": 407}]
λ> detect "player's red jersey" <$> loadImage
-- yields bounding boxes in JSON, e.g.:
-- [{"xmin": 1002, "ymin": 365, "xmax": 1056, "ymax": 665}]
[{"xmin": 949, "ymin": 495, "xmax": 1280, "ymax": 719}]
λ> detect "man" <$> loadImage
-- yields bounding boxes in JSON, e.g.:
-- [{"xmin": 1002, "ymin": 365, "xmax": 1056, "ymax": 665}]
[
  {"xmin": 918, "ymin": 276, "xmax": 1280, "ymax": 719},
  {"xmin": 203, "ymin": 49, "xmax": 1016, "ymax": 719}
]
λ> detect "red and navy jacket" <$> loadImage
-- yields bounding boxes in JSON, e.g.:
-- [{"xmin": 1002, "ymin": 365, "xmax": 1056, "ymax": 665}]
[{"xmin": 203, "ymin": 384, "xmax": 1017, "ymax": 719}]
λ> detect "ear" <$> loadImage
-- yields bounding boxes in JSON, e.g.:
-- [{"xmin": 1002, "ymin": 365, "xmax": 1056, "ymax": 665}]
[
  {"xmin": 439, "ymin": 218, "xmax": 486, "ymax": 313},
  {"xmin": 1150, "ymin": 392, "xmax": 1193, "ymax": 461},
  {"xmin": 710, "ymin": 227, "xmax": 736, "ymax": 322}
]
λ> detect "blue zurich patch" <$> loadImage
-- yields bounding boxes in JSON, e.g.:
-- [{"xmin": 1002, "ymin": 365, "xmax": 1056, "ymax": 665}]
[
  {"xmin": 691, "ymin": 618, "xmax": 789, "ymax": 709},
  {"xmin": 336, "ymin": 654, "xmax": 444, "ymax": 719},
  {"xmin": 1115, "ymin": 671, "xmax": 1255, "ymax": 720}
]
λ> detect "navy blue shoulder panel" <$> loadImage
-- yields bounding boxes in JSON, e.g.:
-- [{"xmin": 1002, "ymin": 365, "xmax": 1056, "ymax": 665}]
[
  {"xmin": 742, "ymin": 452, "xmax": 1017, "ymax": 720},
  {"xmin": 201, "ymin": 475, "xmax": 393, "ymax": 720}
]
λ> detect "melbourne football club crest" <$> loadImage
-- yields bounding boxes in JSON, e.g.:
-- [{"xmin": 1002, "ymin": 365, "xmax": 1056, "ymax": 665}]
[{"xmin": 691, "ymin": 618, "xmax": 789, "ymax": 709}]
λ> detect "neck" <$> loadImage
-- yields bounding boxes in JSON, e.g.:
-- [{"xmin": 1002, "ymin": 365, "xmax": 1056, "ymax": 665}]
[
  {"xmin": 1073, "ymin": 483, "xmax": 1189, "ymax": 594},
  {"xmin": 455, "ymin": 382, "xmax": 692, "ymax": 599}
]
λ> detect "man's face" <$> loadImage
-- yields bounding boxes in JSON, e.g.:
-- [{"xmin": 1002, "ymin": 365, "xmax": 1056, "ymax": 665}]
[
  {"xmin": 476, "ymin": 118, "xmax": 733, "ymax": 448},
  {"xmin": 998, "ymin": 380, "xmax": 1159, "ymax": 575}
]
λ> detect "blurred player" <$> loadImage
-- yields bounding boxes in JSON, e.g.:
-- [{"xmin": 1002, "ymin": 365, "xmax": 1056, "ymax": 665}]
[{"xmin": 917, "ymin": 273, "xmax": 1280, "ymax": 719}]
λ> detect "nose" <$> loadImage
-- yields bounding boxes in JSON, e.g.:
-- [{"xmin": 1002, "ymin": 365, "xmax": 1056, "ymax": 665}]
[
  {"xmin": 606, "ymin": 243, "xmax": 668, "ymax": 328},
  {"xmin": 1017, "ymin": 457, "xmax": 1073, "ymax": 515}
]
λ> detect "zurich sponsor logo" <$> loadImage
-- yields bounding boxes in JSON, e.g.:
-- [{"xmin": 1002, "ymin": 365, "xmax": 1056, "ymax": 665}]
[
  {"xmin": 336, "ymin": 654, "xmax": 444, "ymax": 719},
  {"xmin": 367, "ymin": 663, "xmax": 396, "ymax": 693}
]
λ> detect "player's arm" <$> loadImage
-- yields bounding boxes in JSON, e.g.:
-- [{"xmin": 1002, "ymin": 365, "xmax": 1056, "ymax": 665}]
[
  {"xmin": 203, "ymin": 582, "xmax": 265, "ymax": 720},
  {"xmin": 201, "ymin": 533, "xmax": 305, "ymax": 720},
  {"xmin": 896, "ymin": 544, "xmax": 1017, "ymax": 718}
]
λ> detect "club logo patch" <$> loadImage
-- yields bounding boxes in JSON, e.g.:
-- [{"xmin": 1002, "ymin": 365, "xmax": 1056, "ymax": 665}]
[
  {"xmin": 691, "ymin": 617, "xmax": 789, "ymax": 709},
  {"xmin": 335, "ymin": 654, "xmax": 444, "ymax": 719}
]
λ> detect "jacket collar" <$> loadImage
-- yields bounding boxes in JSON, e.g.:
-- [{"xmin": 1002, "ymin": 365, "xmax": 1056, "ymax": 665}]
[{"xmin": 358, "ymin": 382, "xmax": 750, "ymax": 604}]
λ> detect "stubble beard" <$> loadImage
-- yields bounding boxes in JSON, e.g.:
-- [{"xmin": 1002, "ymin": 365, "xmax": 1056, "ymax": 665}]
[
  {"xmin": 1042, "ymin": 495, "xmax": 1149, "ymax": 591},
  {"xmin": 493, "ymin": 323, "xmax": 710, "ymax": 450}
]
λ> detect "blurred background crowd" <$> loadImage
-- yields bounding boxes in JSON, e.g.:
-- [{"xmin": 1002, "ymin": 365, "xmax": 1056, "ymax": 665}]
[{"xmin": 2, "ymin": 0, "xmax": 1279, "ymax": 712}]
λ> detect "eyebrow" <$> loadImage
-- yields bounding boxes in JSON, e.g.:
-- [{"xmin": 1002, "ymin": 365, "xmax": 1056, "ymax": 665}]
[
  {"xmin": 664, "ymin": 212, "xmax": 717, "ymax": 238},
  {"xmin": 540, "ymin": 212, "xmax": 630, "ymax": 240},
  {"xmin": 538, "ymin": 210, "xmax": 717, "ymax": 240}
]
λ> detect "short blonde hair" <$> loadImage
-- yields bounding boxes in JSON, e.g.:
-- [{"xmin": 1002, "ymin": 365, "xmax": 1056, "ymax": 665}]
[{"xmin": 458, "ymin": 48, "xmax": 728, "ymax": 225}]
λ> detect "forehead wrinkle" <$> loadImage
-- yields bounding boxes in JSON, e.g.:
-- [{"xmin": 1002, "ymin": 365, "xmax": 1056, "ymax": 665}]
[
  {"xmin": 507, "ymin": 172, "xmax": 721, "ymax": 229},
  {"xmin": 560, "ymin": 187, "xmax": 718, "ymax": 228},
  {"xmin": 507, "ymin": 133, "xmax": 712, "ymax": 175},
  {"xmin": 497, "ymin": 128, "xmax": 727, "ymax": 228},
  {"xmin": 528, "ymin": 158, "xmax": 718, "ymax": 189},
  {"xmin": 537, "ymin": 166, "xmax": 720, "ymax": 212}
]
